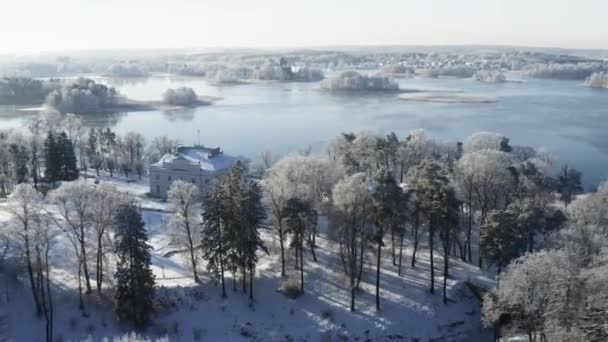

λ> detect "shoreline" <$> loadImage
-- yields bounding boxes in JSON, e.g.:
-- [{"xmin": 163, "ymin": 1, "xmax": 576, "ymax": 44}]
[{"xmin": 16, "ymin": 95, "xmax": 222, "ymax": 114}]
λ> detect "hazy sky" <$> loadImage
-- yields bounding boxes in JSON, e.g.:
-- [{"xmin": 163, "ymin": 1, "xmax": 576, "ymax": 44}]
[{"xmin": 1, "ymin": 0, "xmax": 607, "ymax": 54}]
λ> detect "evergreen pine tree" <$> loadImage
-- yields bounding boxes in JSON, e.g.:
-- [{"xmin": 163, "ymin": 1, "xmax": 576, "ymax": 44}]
[
  {"xmin": 221, "ymin": 161, "xmax": 267, "ymax": 304},
  {"xmin": 9, "ymin": 143, "xmax": 30, "ymax": 184},
  {"xmin": 113, "ymin": 203, "xmax": 155, "ymax": 328},
  {"xmin": 43, "ymin": 132, "xmax": 60, "ymax": 182},
  {"xmin": 371, "ymin": 168, "xmax": 402, "ymax": 311},
  {"xmin": 242, "ymin": 176, "xmax": 267, "ymax": 304},
  {"xmin": 58, "ymin": 132, "xmax": 78, "ymax": 181},
  {"xmin": 201, "ymin": 179, "xmax": 228, "ymax": 298}
]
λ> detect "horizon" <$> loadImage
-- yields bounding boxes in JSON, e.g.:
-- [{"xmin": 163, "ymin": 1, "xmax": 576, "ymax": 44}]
[{"xmin": 2, "ymin": 0, "xmax": 607, "ymax": 54}]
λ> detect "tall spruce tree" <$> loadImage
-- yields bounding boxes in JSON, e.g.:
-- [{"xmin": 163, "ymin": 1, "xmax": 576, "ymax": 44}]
[
  {"xmin": 371, "ymin": 169, "xmax": 403, "ymax": 311},
  {"xmin": 44, "ymin": 132, "xmax": 61, "ymax": 182},
  {"xmin": 9, "ymin": 143, "xmax": 29, "ymax": 184},
  {"xmin": 201, "ymin": 179, "xmax": 228, "ymax": 298},
  {"xmin": 222, "ymin": 162, "xmax": 267, "ymax": 304},
  {"xmin": 113, "ymin": 203, "xmax": 155, "ymax": 328},
  {"xmin": 58, "ymin": 132, "xmax": 78, "ymax": 181}
]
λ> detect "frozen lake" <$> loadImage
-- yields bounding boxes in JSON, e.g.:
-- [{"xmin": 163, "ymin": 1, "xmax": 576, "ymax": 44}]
[{"xmin": 1, "ymin": 74, "xmax": 607, "ymax": 189}]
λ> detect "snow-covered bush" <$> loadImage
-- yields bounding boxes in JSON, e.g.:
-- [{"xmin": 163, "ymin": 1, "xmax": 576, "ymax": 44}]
[
  {"xmin": 474, "ymin": 70, "xmax": 506, "ymax": 83},
  {"xmin": 45, "ymin": 78, "xmax": 118, "ymax": 113},
  {"xmin": 162, "ymin": 87, "xmax": 198, "ymax": 106},
  {"xmin": 279, "ymin": 278, "xmax": 302, "ymax": 299},
  {"xmin": 585, "ymin": 72, "xmax": 608, "ymax": 89},
  {"xmin": 320, "ymin": 71, "xmax": 399, "ymax": 92},
  {"xmin": 104, "ymin": 64, "xmax": 149, "ymax": 77},
  {"xmin": 522, "ymin": 63, "xmax": 603, "ymax": 80}
]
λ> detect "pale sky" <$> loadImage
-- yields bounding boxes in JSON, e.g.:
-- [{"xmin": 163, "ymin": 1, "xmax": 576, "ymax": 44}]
[{"xmin": 1, "ymin": 0, "xmax": 607, "ymax": 54}]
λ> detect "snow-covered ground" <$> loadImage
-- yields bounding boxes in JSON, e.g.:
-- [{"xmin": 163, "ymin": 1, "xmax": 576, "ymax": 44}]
[{"xmin": 1, "ymin": 175, "xmax": 492, "ymax": 341}]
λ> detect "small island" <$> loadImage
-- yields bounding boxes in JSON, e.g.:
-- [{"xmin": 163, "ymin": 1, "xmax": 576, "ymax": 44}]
[
  {"xmin": 585, "ymin": 72, "xmax": 608, "ymax": 89},
  {"xmin": 320, "ymin": 71, "xmax": 400, "ymax": 92}
]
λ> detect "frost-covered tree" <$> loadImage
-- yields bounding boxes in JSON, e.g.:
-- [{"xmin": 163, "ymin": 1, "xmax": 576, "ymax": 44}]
[
  {"xmin": 482, "ymin": 251, "xmax": 577, "ymax": 341},
  {"xmin": 148, "ymin": 135, "xmax": 179, "ymax": 164},
  {"xmin": 48, "ymin": 181, "xmax": 95, "ymax": 308},
  {"xmin": 463, "ymin": 132, "xmax": 504, "ymax": 154},
  {"xmin": 167, "ymin": 180, "xmax": 201, "ymax": 283},
  {"xmin": 330, "ymin": 173, "xmax": 373, "ymax": 311},
  {"xmin": 118, "ymin": 132, "xmax": 146, "ymax": 179},
  {"xmin": 458, "ymin": 149, "xmax": 513, "ymax": 224},
  {"xmin": 90, "ymin": 185, "xmax": 127, "ymax": 294},
  {"xmin": 113, "ymin": 203, "xmax": 155, "ymax": 328},
  {"xmin": 262, "ymin": 157, "xmax": 308, "ymax": 276},
  {"xmin": 6, "ymin": 184, "xmax": 46, "ymax": 316},
  {"xmin": 162, "ymin": 87, "xmax": 198, "ymax": 106},
  {"xmin": 567, "ymin": 181, "xmax": 608, "ymax": 227}
]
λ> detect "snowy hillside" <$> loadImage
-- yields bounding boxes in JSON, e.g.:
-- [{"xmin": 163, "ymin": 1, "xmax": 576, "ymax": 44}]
[{"xmin": 0, "ymin": 175, "xmax": 491, "ymax": 341}]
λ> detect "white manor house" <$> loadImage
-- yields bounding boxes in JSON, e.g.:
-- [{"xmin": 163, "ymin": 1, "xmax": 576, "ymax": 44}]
[{"xmin": 149, "ymin": 145, "xmax": 245, "ymax": 198}]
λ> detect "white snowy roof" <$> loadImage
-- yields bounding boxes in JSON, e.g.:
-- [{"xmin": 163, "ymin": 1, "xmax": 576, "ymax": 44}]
[{"xmin": 152, "ymin": 145, "xmax": 246, "ymax": 172}]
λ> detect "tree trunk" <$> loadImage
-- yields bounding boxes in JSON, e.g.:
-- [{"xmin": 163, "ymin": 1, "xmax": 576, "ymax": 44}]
[
  {"xmin": 300, "ymin": 239, "xmax": 304, "ymax": 294},
  {"xmin": 411, "ymin": 208, "xmax": 419, "ymax": 268},
  {"xmin": 218, "ymin": 221, "xmax": 226, "ymax": 298},
  {"xmin": 391, "ymin": 228, "xmax": 396, "ymax": 266},
  {"xmin": 96, "ymin": 234, "xmax": 104, "ymax": 295},
  {"xmin": 249, "ymin": 264, "xmax": 254, "ymax": 305},
  {"xmin": 79, "ymin": 224, "xmax": 92, "ymax": 294},
  {"xmin": 25, "ymin": 237, "xmax": 42, "ymax": 316},
  {"xmin": 186, "ymin": 226, "xmax": 200, "ymax": 283},
  {"xmin": 77, "ymin": 260, "xmax": 84, "ymax": 311},
  {"xmin": 376, "ymin": 239, "xmax": 381, "ymax": 311},
  {"xmin": 242, "ymin": 265, "xmax": 247, "ymax": 293},
  {"xmin": 398, "ymin": 230, "xmax": 404, "ymax": 276},
  {"xmin": 278, "ymin": 226, "xmax": 286, "ymax": 277},
  {"xmin": 443, "ymin": 243, "xmax": 449, "ymax": 304},
  {"xmin": 429, "ymin": 217, "xmax": 435, "ymax": 294},
  {"xmin": 309, "ymin": 232, "xmax": 318, "ymax": 262},
  {"xmin": 356, "ymin": 237, "xmax": 364, "ymax": 290},
  {"xmin": 350, "ymin": 285, "xmax": 356, "ymax": 312}
]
